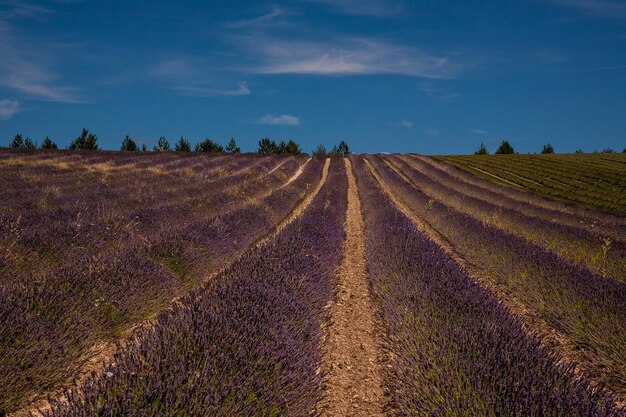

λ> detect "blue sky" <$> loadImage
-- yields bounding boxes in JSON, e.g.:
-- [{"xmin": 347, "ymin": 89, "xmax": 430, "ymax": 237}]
[{"xmin": 0, "ymin": 0, "xmax": 625, "ymax": 154}]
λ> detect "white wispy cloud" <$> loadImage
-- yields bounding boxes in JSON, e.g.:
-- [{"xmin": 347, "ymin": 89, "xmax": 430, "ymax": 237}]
[
  {"xmin": 0, "ymin": 62, "xmax": 82, "ymax": 103},
  {"xmin": 151, "ymin": 58, "xmax": 251, "ymax": 97},
  {"xmin": 302, "ymin": 0, "xmax": 404, "ymax": 16},
  {"xmin": 0, "ymin": 99, "xmax": 20, "ymax": 119},
  {"xmin": 228, "ymin": 5, "xmax": 293, "ymax": 28},
  {"xmin": 0, "ymin": 9, "xmax": 83, "ymax": 103},
  {"xmin": 1, "ymin": 64, "xmax": 82, "ymax": 102},
  {"xmin": 553, "ymin": 0, "xmax": 626, "ymax": 18},
  {"xmin": 470, "ymin": 129, "xmax": 487, "ymax": 134},
  {"xmin": 242, "ymin": 37, "xmax": 459, "ymax": 79},
  {"xmin": 175, "ymin": 81, "xmax": 251, "ymax": 96},
  {"xmin": 255, "ymin": 114, "xmax": 301, "ymax": 125},
  {"xmin": 0, "ymin": 0, "xmax": 53, "ymax": 19}
]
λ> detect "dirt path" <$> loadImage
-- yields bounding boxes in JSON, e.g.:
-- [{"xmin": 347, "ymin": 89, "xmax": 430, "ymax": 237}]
[
  {"xmin": 363, "ymin": 158, "xmax": 625, "ymax": 408},
  {"xmin": 266, "ymin": 157, "xmax": 291, "ymax": 176},
  {"xmin": 13, "ymin": 158, "xmax": 330, "ymax": 417},
  {"xmin": 282, "ymin": 158, "xmax": 310, "ymax": 189},
  {"xmin": 316, "ymin": 158, "xmax": 386, "ymax": 417}
]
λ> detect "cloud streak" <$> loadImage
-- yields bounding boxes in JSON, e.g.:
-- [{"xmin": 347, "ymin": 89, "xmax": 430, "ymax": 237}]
[
  {"xmin": 151, "ymin": 58, "xmax": 252, "ymax": 97},
  {"xmin": 255, "ymin": 114, "xmax": 301, "ymax": 125},
  {"xmin": 1, "ymin": 64, "xmax": 83, "ymax": 103},
  {"xmin": 228, "ymin": 5, "xmax": 293, "ymax": 28},
  {"xmin": 243, "ymin": 37, "xmax": 459, "ymax": 79},
  {"xmin": 0, "ymin": 9, "xmax": 83, "ymax": 103},
  {"xmin": 0, "ymin": 99, "xmax": 20, "ymax": 119},
  {"xmin": 0, "ymin": 0, "xmax": 53, "ymax": 19},
  {"xmin": 175, "ymin": 81, "xmax": 251, "ymax": 96}
]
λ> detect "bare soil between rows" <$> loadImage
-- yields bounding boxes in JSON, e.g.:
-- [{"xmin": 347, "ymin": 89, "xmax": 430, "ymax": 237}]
[{"xmin": 316, "ymin": 158, "xmax": 386, "ymax": 417}]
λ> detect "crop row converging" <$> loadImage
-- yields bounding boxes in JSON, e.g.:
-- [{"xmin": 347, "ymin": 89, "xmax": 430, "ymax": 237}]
[{"xmin": 0, "ymin": 151, "xmax": 625, "ymax": 416}]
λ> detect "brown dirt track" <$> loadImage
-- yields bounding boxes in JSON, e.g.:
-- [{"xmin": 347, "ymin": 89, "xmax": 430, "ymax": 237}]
[{"xmin": 316, "ymin": 158, "xmax": 386, "ymax": 417}]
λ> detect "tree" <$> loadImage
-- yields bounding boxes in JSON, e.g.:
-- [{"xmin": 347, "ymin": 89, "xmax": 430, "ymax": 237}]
[
  {"xmin": 153, "ymin": 136, "xmax": 170, "ymax": 152},
  {"xmin": 495, "ymin": 140, "xmax": 514, "ymax": 155},
  {"xmin": 541, "ymin": 143, "xmax": 554, "ymax": 154},
  {"xmin": 276, "ymin": 141, "xmax": 288, "ymax": 154},
  {"xmin": 285, "ymin": 139, "xmax": 301, "ymax": 155},
  {"xmin": 120, "ymin": 135, "xmax": 138, "ymax": 151},
  {"xmin": 474, "ymin": 143, "xmax": 489, "ymax": 155},
  {"xmin": 601, "ymin": 148, "xmax": 615, "ymax": 154},
  {"xmin": 195, "ymin": 138, "xmax": 223, "ymax": 153},
  {"xmin": 312, "ymin": 144, "xmax": 327, "ymax": 158},
  {"xmin": 10, "ymin": 133, "xmax": 24, "ymax": 148},
  {"xmin": 141, "ymin": 144, "xmax": 148, "ymax": 152},
  {"xmin": 175, "ymin": 136, "xmax": 191, "ymax": 152},
  {"xmin": 24, "ymin": 137, "xmax": 36, "ymax": 149},
  {"xmin": 41, "ymin": 137, "xmax": 58, "ymax": 150},
  {"xmin": 225, "ymin": 138, "xmax": 240, "ymax": 153},
  {"xmin": 69, "ymin": 128, "xmax": 98, "ymax": 150},
  {"xmin": 337, "ymin": 140, "xmax": 350, "ymax": 157},
  {"xmin": 258, "ymin": 138, "xmax": 277, "ymax": 153},
  {"xmin": 258, "ymin": 138, "xmax": 303, "ymax": 154},
  {"xmin": 575, "ymin": 149, "xmax": 584, "ymax": 154}
]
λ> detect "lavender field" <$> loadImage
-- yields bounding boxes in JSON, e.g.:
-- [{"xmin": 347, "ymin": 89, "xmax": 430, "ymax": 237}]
[{"xmin": 1, "ymin": 150, "xmax": 625, "ymax": 416}]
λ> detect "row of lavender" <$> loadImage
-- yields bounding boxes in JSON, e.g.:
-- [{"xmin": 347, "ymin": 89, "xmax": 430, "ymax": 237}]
[
  {"xmin": 0, "ymin": 152, "xmax": 315, "ymax": 413},
  {"xmin": 365, "ymin": 155, "xmax": 626, "ymax": 396},
  {"xmin": 423, "ymin": 154, "xmax": 626, "ymax": 231},
  {"xmin": 384, "ymin": 155, "xmax": 625, "ymax": 280},
  {"xmin": 402, "ymin": 155, "xmax": 626, "ymax": 241},
  {"xmin": 467, "ymin": 155, "xmax": 626, "ymax": 195},
  {"xmin": 351, "ymin": 155, "xmax": 622, "ymax": 416},
  {"xmin": 44, "ymin": 156, "xmax": 347, "ymax": 416},
  {"xmin": 440, "ymin": 154, "xmax": 626, "ymax": 214}
]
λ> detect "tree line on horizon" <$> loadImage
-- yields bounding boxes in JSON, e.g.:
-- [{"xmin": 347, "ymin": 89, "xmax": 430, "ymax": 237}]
[
  {"xmin": 4, "ymin": 129, "xmax": 351, "ymax": 157},
  {"xmin": 474, "ymin": 140, "xmax": 624, "ymax": 155},
  {"xmin": 5, "ymin": 131, "xmax": 621, "ymax": 155}
]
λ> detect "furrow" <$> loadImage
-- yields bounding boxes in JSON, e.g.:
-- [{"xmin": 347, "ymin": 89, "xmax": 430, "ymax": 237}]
[{"xmin": 317, "ymin": 158, "xmax": 385, "ymax": 417}]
